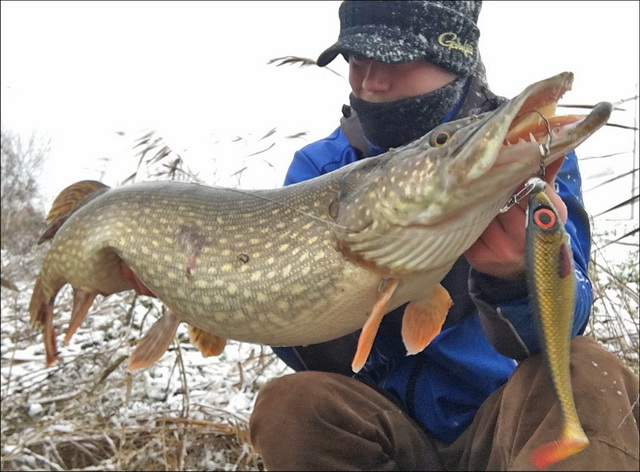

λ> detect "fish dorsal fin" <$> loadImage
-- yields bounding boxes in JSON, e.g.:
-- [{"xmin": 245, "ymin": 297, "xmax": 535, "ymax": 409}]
[
  {"xmin": 401, "ymin": 283, "xmax": 451, "ymax": 355},
  {"xmin": 188, "ymin": 325, "xmax": 227, "ymax": 357},
  {"xmin": 38, "ymin": 180, "xmax": 110, "ymax": 244},
  {"xmin": 128, "ymin": 311, "xmax": 181, "ymax": 370}
]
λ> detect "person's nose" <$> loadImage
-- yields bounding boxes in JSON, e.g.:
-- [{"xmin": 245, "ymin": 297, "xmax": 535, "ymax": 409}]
[{"xmin": 360, "ymin": 61, "xmax": 392, "ymax": 94}]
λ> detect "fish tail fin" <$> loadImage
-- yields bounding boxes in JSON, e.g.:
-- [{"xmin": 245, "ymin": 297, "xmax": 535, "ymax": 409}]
[
  {"xmin": 29, "ymin": 275, "xmax": 61, "ymax": 366},
  {"xmin": 529, "ymin": 423, "xmax": 589, "ymax": 469},
  {"xmin": 38, "ymin": 180, "xmax": 110, "ymax": 244}
]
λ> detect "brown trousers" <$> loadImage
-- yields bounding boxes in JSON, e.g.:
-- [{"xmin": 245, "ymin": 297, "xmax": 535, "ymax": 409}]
[{"xmin": 250, "ymin": 337, "xmax": 639, "ymax": 471}]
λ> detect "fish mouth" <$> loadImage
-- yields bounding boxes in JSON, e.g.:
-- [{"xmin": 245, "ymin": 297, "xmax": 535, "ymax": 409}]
[
  {"xmin": 504, "ymin": 77, "xmax": 577, "ymax": 145},
  {"xmin": 498, "ymin": 72, "xmax": 612, "ymax": 167},
  {"xmin": 450, "ymin": 72, "xmax": 612, "ymax": 186}
]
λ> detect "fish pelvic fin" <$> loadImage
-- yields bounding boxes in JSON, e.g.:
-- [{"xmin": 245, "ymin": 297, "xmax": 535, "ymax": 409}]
[
  {"xmin": 29, "ymin": 276, "xmax": 60, "ymax": 366},
  {"xmin": 352, "ymin": 278, "xmax": 399, "ymax": 373},
  {"xmin": 188, "ymin": 325, "xmax": 227, "ymax": 357},
  {"xmin": 529, "ymin": 423, "xmax": 589, "ymax": 469},
  {"xmin": 127, "ymin": 311, "xmax": 181, "ymax": 370},
  {"xmin": 38, "ymin": 180, "xmax": 110, "ymax": 244},
  {"xmin": 401, "ymin": 283, "xmax": 452, "ymax": 355}
]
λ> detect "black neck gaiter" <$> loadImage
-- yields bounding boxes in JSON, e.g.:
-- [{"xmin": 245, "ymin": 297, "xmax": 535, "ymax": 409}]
[{"xmin": 349, "ymin": 76, "xmax": 468, "ymax": 150}]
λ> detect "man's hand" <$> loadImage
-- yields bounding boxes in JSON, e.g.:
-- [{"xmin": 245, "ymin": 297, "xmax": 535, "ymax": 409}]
[{"xmin": 464, "ymin": 157, "xmax": 567, "ymax": 281}]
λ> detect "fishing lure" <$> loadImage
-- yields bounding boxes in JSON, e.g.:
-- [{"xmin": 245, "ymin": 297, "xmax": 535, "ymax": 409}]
[{"xmin": 525, "ymin": 176, "xmax": 589, "ymax": 468}]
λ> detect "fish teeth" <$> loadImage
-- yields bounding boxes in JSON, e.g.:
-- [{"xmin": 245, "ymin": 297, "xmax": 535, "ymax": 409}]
[{"xmin": 529, "ymin": 132, "xmax": 538, "ymax": 143}]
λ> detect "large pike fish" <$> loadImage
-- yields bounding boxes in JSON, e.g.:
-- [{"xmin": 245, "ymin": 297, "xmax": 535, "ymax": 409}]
[{"xmin": 30, "ymin": 72, "xmax": 610, "ymax": 381}]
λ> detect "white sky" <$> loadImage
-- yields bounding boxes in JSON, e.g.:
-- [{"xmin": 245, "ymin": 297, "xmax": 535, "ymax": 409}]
[{"xmin": 1, "ymin": 1, "xmax": 638, "ymax": 224}]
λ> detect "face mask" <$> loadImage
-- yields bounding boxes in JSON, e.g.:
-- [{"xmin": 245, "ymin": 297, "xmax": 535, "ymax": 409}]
[{"xmin": 349, "ymin": 76, "xmax": 467, "ymax": 150}]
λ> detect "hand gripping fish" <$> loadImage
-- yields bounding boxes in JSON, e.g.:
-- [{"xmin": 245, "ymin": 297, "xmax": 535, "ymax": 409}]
[
  {"xmin": 29, "ymin": 72, "xmax": 611, "ymax": 376},
  {"xmin": 525, "ymin": 177, "xmax": 589, "ymax": 468}
]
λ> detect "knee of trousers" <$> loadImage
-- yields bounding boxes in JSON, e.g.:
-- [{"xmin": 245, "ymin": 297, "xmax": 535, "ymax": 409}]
[
  {"xmin": 509, "ymin": 335, "xmax": 639, "ymax": 435},
  {"xmin": 249, "ymin": 371, "xmax": 348, "ymax": 448}
]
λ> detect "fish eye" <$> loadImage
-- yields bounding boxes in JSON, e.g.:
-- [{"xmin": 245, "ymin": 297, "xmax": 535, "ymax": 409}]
[{"xmin": 431, "ymin": 131, "xmax": 451, "ymax": 147}]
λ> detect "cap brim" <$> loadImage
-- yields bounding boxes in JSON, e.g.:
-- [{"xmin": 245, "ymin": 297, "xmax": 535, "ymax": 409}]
[{"xmin": 317, "ymin": 29, "xmax": 425, "ymax": 67}]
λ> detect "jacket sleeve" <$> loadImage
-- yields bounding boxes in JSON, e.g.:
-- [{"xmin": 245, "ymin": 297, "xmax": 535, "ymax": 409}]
[
  {"xmin": 283, "ymin": 128, "xmax": 361, "ymax": 186},
  {"xmin": 469, "ymin": 151, "xmax": 592, "ymax": 362}
]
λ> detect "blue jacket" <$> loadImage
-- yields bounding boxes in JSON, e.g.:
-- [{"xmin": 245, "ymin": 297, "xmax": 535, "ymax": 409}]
[{"xmin": 272, "ymin": 78, "xmax": 592, "ymax": 444}]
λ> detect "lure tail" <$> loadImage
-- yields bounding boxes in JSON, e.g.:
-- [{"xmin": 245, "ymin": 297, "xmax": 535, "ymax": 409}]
[{"xmin": 530, "ymin": 423, "xmax": 590, "ymax": 469}]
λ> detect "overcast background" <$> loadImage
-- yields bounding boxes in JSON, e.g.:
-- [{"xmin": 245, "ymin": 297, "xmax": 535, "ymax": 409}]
[{"xmin": 1, "ymin": 1, "xmax": 638, "ymax": 224}]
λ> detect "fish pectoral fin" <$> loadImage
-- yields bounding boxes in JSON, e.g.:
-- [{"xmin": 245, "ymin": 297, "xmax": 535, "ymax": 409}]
[
  {"xmin": 188, "ymin": 325, "xmax": 227, "ymax": 357},
  {"xmin": 401, "ymin": 283, "xmax": 452, "ymax": 355},
  {"xmin": 127, "ymin": 311, "xmax": 181, "ymax": 370},
  {"xmin": 64, "ymin": 289, "xmax": 98, "ymax": 345},
  {"xmin": 352, "ymin": 278, "xmax": 400, "ymax": 373}
]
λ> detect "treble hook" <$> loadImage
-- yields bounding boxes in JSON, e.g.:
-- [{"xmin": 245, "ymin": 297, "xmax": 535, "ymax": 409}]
[{"xmin": 530, "ymin": 110, "xmax": 553, "ymax": 178}]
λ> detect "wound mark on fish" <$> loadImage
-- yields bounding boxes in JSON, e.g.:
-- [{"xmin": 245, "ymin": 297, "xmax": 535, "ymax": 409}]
[
  {"xmin": 237, "ymin": 253, "xmax": 250, "ymax": 264},
  {"xmin": 175, "ymin": 226, "xmax": 208, "ymax": 279}
]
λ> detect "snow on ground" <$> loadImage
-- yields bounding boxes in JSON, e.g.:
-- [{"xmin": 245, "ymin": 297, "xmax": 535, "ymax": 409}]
[{"xmin": 1, "ymin": 252, "xmax": 293, "ymax": 470}]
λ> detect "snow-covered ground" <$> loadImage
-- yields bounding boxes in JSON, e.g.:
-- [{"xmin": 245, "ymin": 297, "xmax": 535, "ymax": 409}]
[{"xmin": 1, "ymin": 254, "xmax": 293, "ymax": 470}]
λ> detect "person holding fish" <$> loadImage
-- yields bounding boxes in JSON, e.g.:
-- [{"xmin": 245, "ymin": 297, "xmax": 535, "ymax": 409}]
[{"xmin": 249, "ymin": 1, "xmax": 639, "ymax": 470}]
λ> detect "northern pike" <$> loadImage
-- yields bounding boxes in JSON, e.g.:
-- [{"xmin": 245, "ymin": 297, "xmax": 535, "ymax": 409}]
[
  {"xmin": 525, "ymin": 177, "xmax": 589, "ymax": 468},
  {"xmin": 30, "ymin": 72, "xmax": 611, "ymax": 379}
]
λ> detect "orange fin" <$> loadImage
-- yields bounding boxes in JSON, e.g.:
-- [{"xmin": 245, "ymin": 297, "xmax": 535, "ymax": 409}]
[
  {"xmin": 38, "ymin": 180, "xmax": 110, "ymax": 244},
  {"xmin": 29, "ymin": 276, "xmax": 60, "ymax": 366},
  {"xmin": 188, "ymin": 325, "xmax": 227, "ymax": 357},
  {"xmin": 352, "ymin": 278, "xmax": 399, "ymax": 373},
  {"xmin": 43, "ymin": 298, "xmax": 58, "ymax": 366},
  {"xmin": 529, "ymin": 425, "xmax": 589, "ymax": 469},
  {"xmin": 401, "ymin": 283, "xmax": 452, "ymax": 355},
  {"xmin": 128, "ymin": 311, "xmax": 181, "ymax": 370},
  {"xmin": 64, "ymin": 289, "xmax": 98, "ymax": 345}
]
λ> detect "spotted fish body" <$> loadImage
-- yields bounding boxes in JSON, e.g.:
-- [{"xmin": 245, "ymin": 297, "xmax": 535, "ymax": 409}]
[
  {"xmin": 39, "ymin": 178, "xmax": 389, "ymax": 344},
  {"xmin": 526, "ymin": 179, "xmax": 589, "ymax": 468},
  {"xmin": 30, "ymin": 73, "xmax": 611, "ymax": 385}
]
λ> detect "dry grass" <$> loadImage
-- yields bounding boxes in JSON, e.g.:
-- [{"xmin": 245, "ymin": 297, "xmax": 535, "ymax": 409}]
[
  {"xmin": 1, "ymin": 276, "xmax": 288, "ymax": 471},
  {"xmin": 2, "ymin": 242, "xmax": 637, "ymax": 471},
  {"xmin": 586, "ymin": 232, "xmax": 639, "ymax": 374}
]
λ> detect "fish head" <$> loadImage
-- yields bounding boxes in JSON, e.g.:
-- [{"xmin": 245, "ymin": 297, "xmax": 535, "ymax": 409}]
[{"xmin": 334, "ymin": 72, "xmax": 612, "ymax": 273}]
